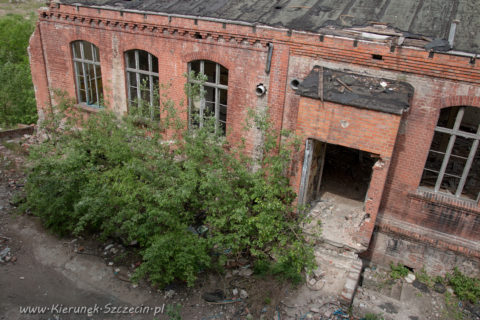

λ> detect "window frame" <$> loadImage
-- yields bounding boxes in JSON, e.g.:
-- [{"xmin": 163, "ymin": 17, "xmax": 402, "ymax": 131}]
[
  {"xmin": 187, "ymin": 60, "xmax": 228, "ymax": 135},
  {"xmin": 125, "ymin": 50, "xmax": 159, "ymax": 120},
  {"xmin": 71, "ymin": 41, "xmax": 103, "ymax": 107},
  {"xmin": 420, "ymin": 106, "xmax": 480, "ymax": 202}
]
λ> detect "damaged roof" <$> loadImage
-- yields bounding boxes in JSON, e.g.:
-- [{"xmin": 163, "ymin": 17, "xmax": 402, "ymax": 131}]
[
  {"xmin": 295, "ymin": 66, "xmax": 414, "ymax": 115},
  {"xmin": 59, "ymin": 0, "xmax": 480, "ymax": 54}
]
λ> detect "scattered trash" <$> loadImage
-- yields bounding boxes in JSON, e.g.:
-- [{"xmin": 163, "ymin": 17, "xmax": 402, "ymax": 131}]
[
  {"xmin": 405, "ymin": 273, "xmax": 415, "ymax": 283},
  {"xmin": 164, "ymin": 289, "xmax": 175, "ymax": 299},
  {"xmin": 240, "ymin": 289, "xmax": 248, "ymax": 299},
  {"xmin": 239, "ymin": 267, "xmax": 253, "ymax": 277},
  {"xmin": 0, "ymin": 246, "xmax": 10, "ymax": 259},
  {"xmin": 202, "ymin": 289, "xmax": 225, "ymax": 302},
  {"xmin": 232, "ymin": 288, "xmax": 238, "ymax": 296}
]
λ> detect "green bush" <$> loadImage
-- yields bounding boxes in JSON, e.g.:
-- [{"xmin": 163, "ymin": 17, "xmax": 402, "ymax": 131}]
[
  {"xmin": 23, "ymin": 82, "xmax": 315, "ymax": 286},
  {"xmin": 0, "ymin": 14, "xmax": 37, "ymax": 127},
  {"xmin": 389, "ymin": 262, "xmax": 409, "ymax": 280},
  {"xmin": 446, "ymin": 267, "xmax": 480, "ymax": 304}
]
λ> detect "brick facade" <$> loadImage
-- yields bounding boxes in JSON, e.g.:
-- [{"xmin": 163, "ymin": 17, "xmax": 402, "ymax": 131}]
[{"xmin": 29, "ymin": 2, "xmax": 480, "ymax": 273}]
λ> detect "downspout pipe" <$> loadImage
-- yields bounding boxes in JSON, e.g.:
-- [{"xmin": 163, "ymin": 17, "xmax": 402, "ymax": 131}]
[{"xmin": 265, "ymin": 42, "xmax": 273, "ymax": 74}]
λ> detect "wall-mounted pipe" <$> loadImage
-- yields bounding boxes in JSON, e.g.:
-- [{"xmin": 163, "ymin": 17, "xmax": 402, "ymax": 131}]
[
  {"xmin": 256, "ymin": 83, "xmax": 267, "ymax": 96},
  {"xmin": 265, "ymin": 42, "xmax": 273, "ymax": 74}
]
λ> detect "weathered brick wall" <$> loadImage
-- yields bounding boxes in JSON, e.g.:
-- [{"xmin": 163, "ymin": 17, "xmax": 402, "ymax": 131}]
[
  {"xmin": 29, "ymin": 4, "xmax": 287, "ymax": 154},
  {"xmin": 30, "ymin": 2, "xmax": 480, "ymax": 263}
]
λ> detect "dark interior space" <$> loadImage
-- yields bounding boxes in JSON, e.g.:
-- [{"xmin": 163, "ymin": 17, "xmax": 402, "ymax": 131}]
[{"xmin": 319, "ymin": 144, "xmax": 375, "ymax": 203}]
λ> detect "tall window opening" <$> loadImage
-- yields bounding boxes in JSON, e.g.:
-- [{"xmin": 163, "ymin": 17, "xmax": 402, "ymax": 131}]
[
  {"xmin": 188, "ymin": 60, "xmax": 228, "ymax": 135},
  {"xmin": 72, "ymin": 41, "xmax": 103, "ymax": 106},
  {"xmin": 420, "ymin": 106, "xmax": 480, "ymax": 201},
  {"xmin": 125, "ymin": 49, "xmax": 159, "ymax": 120}
]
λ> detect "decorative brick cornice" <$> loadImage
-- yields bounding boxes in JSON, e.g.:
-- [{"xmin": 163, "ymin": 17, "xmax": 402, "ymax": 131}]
[{"xmin": 39, "ymin": 9, "xmax": 268, "ymax": 52}]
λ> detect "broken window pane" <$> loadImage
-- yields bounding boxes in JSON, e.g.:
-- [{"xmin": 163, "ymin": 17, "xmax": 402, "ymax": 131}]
[
  {"xmin": 190, "ymin": 60, "xmax": 200, "ymax": 74},
  {"xmin": 72, "ymin": 41, "xmax": 81, "ymax": 59},
  {"xmin": 204, "ymin": 60, "xmax": 216, "ymax": 83},
  {"xmin": 220, "ymin": 65, "xmax": 228, "ymax": 86},
  {"xmin": 463, "ymin": 148, "xmax": 480, "ymax": 200},
  {"xmin": 126, "ymin": 51, "xmax": 135, "ymax": 69},
  {"xmin": 138, "ymin": 50, "xmax": 149, "ymax": 71},
  {"xmin": 460, "ymin": 107, "xmax": 480, "ymax": 134}
]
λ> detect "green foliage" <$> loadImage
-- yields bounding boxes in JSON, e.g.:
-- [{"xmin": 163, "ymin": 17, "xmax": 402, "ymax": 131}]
[
  {"xmin": 23, "ymin": 76, "xmax": 315, "ymax": 287},
  {"xmin": 415, "ymin": 267, "xmax": 434, "ymax": 287},
  {"xmin": 0, "ymin": 14, "xmax": 37, "ymax": 127},
  {"xmin": 389, "ymin": 262, "xmax": 409, "ymax": 280},
  {"xmin": 362, "ymin": 313, "xmax": 384, "ymax": 320},
  {"xmin": 165, "ymin": 304, "xmax": 182, "ymax": 320},
  {"xmin": 446, "ymin": 267, "xmax": 480, "ymax": 304}
]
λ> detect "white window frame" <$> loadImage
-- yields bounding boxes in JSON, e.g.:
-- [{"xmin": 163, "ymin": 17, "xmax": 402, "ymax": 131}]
[
  {"xmin": 420, "ymin": 106, "xmax": 480, "ymax": 202},
  {"xmin": 125, "ymin": 50, "xmax": 160, "ymax": 120},
  {"xmin": 72, "ymin": 41, "xmax": 103, "ymax": 107}
]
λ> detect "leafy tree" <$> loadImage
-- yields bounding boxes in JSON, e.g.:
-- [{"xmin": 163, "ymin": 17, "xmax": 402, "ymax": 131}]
[{"xmin": 0, "ymin": 14, "xmax": 37, "ymax": 127}]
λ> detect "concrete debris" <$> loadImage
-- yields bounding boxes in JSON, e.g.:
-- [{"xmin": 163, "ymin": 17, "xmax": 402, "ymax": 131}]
[
  {"xmin": 0, "ymin": 246, "xmax": 10, "ymax": 259},
  {"xmin": 240, "ymin": 289, "xmax": 248, "ymax": 299},
  {"xmin": 164, "ymin": 289, "xmax": 176, "ymax": 299},
  {"xmin": 239, "ymin": 267, "xmax": 253, "ymax": 277},
  {"xmin": 405, "ymin": 273, "xmax": 416, "ymax": 283}
]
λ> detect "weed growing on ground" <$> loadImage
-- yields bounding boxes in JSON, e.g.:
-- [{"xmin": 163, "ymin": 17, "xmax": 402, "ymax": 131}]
[
  {"xmin": 389, "ymin": 262, "xmax": 409, "ymax": 280},
  {"xmin": 446, "ymin": 267, "xmax": 480, "ymax": 304}
]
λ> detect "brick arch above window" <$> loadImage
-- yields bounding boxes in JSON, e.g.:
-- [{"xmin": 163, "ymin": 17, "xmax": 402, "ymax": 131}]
[
  {"xmin": 182, "ymin": 52, "xmax": 234, "ymax": 73},
  {"xmin": 437, "ymin": 95, "xmax": 480, "ymax": 110}
]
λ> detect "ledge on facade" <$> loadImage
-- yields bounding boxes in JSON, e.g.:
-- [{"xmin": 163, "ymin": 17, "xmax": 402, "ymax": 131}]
[
  {"xmin": 295, "ymin": 66, "xmax": 414, "ymax": 115},
  {"xmin": 74, "ymin": 103, "xmax": 103, "ymax": 114},
  {"xmin": 375, "ymin": 215, "xmax": 480, "ymax": 259},
  {"xmin": 409, "ymin": 188, "xmax": 480, "ymax": 215}
]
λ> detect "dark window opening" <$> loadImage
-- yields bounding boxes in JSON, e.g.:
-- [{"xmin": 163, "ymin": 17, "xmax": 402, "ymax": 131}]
[{"xmin": 372, "ymin": 54, "xmax": 383, "ymax": 60}]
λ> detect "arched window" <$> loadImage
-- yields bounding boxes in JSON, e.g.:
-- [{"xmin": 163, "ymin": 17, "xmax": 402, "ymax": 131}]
[
  {"xmin": 72, "ymin": 41, "xmax": 103, "ymax": 106},
  {"xmin": 125, "ymin": 49, "xmax": 159, "ymax": 119},
  {"xmin": 188, "ymin": 60, "xmax": 228, "ymax": 135},
  {"xmin": 420, "ymin": 106, "xmax": 480, "ymax": 201}
]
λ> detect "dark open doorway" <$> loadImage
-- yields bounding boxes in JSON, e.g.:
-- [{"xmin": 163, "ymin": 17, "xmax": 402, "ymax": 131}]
[
  {"xmin": 299, "ymin": 140, "xmax": 377, "ymax": 250},
  {"xmin": 319, "ymin": 143, "xmax": 375, "ymax": 206}
]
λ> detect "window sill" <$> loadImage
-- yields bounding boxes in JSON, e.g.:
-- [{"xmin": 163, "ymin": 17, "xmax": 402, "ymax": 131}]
[
  {"xmin": 409, "ymin": 188, "xmax": 480, "ymax": 214},
  {"xmin": 74, "ymin": 104, "xmax": 103, "ymax": 114}
]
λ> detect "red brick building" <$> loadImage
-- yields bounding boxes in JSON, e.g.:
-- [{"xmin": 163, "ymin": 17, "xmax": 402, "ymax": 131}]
[{"xmin": 29, "ymin": 0, "xmax": 480, "ymax": 276}]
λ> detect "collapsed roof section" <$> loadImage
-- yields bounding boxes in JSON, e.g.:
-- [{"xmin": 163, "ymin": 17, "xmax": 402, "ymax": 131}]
[
  {"xmin": 59, "ymin": 0, "xmax": 479, "ymax": 54},
  {"xmin": 295, "ymin": 66, "xmax": 414, "ymax": 115}
]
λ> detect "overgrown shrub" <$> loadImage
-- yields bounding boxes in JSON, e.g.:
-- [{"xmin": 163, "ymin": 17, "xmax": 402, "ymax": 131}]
[
  {"xmin": 23, "ymin": 78, "xmax": 316, "ymax": 287},
  {"xmin": 0, "ymin": 14, "xmax": 37, "ymax": 127},
  {"xmin": 446, "ymin": 267, "xmax": 480, "ymax": 304}
]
